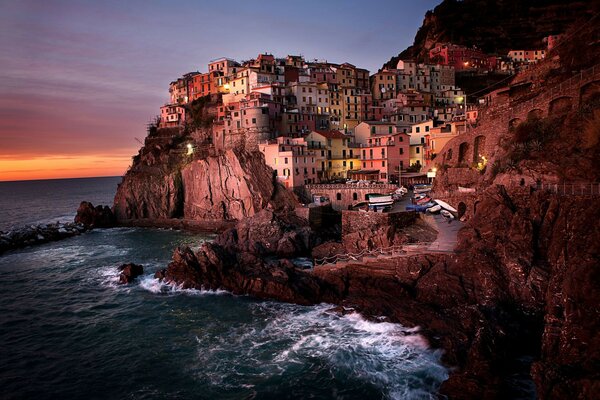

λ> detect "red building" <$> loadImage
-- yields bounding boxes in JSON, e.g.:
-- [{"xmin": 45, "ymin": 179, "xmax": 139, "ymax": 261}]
[
  {"xmin": 354, "ymin": 132, "xmax": 410, "ymax": 182},
  {"xmin": 189, "ymin": 72, "xmax": 216, "ymax": 101},
  {"xmin": 429, "ymin": 43, "xmax": 495, "ymax": 71}
]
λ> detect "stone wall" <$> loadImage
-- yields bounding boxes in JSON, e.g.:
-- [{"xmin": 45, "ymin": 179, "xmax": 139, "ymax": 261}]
[
  {"xmin": 434, "ymin": 65, "xmax": 600, "ymax": 184},
  {"xmin": 304, "ymin": 183, "xmax": 397, "ymax": 211},
  {"xmin": 341, "ymin": 210, "xmax": 417, "ymax": 236}
]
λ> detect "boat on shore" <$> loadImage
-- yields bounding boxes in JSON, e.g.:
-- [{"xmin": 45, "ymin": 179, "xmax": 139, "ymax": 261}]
[{"xmin": 433, "ymin": 199, "xmax": 458, "ymax": 213}]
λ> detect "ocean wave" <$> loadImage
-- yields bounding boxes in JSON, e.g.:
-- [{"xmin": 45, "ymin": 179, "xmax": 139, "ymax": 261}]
[
  {"xmin": 192, "ymin": 302, "xmax": 448, "ymax": 399},
  {"xmin": 137, "ymin": 275, "xmax": 229, "ymax": 296}
]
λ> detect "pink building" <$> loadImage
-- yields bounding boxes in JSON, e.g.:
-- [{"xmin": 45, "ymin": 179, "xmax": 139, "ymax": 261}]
[
  {"xmin": 159, "ymin": 104, "xmax": 186, "ymax": 128},
  {"xmin": 259, "ymin": 137, "xmax": 322, "ymax": 188},
  {"xmin": 354, "ymin": 132, "xmax": 410, "ymax": 183}
]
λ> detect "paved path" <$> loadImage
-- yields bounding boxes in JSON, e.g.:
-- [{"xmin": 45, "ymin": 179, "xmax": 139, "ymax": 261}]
[{"xmin": 425, "ymin": 213, "xmax": 463, "ymax": 252}]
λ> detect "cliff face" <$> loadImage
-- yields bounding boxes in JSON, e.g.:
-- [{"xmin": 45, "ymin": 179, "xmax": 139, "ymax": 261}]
[
  {"xmin": 181, "ymin": 150, "xmax": 294, "ymax": 221},
  {"xmin": 113, "ymin": 119, "xmax": 297, "ymax": 224},
  {"xmin": 384, "ymin": 0, "xmax": 596, "ymax": 68}
]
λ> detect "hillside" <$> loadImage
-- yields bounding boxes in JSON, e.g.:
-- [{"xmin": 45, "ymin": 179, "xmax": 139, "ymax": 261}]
[{"xmin": 383, "ymin": 0, "xmax": 597, "ymax": 68}]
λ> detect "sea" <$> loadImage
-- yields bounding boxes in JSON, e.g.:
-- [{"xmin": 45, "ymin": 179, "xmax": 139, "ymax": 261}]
[{"xmin": 0, "ymin": 177, "xmax": 448, "ymax": 399}]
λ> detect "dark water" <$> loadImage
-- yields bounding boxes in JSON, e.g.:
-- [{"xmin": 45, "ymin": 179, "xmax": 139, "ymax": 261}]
[
  {"xmin": 0, "ymin": 178, "xmax": 448, "ymax": 399},
  {"xmin": 0, "ymin": 176, "xmax": 121, "ymax": 231}
]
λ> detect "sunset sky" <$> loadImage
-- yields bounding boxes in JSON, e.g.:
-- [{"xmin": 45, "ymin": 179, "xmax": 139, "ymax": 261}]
[{"xmin": 0, "ymin": 0, "xmax": 439, "ymax": 181}]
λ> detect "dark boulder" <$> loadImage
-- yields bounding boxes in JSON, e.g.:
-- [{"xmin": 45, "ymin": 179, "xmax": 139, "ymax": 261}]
[
  {"xmin": 75, "ymin": 201, "xmax": 116, "ymax": 228},
  {"xmin": 118, "ymin": 263, "xmax": 144, "ymax": 284}
]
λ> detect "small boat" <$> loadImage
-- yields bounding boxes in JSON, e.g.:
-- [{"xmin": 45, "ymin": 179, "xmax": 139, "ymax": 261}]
[
  {"xmin": 368, "ymin": 194, "xmax": 394, "ymax": 207},
  {"xmin": 426, "ymin": 204, "xmax": 442, "ymax": 213},
  {"xmin": 406, "ymin": 202, "xmax": 435, "ymax": 212},
  {"xmin": 416, "ymin": 196, "xmax": 431, "ymax": 205},
  {"xmin": 413, "ymin": 184, "xmax": 432, "ymax": 194},
  {"xmin": 441, "ymin": 209, "xmax": 455, "ymax": 219},
  {"xmin": 434, "ymin": 199, "xmax": 458, "ymax": 213},
  {"xmin": 395, "ymin": 186, "xmax": 408, "ymax": 195}
]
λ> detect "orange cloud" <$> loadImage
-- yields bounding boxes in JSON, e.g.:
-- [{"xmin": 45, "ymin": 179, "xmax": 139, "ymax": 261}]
[{"xmin": 0, "ymin": 154, "xmax": 131, "ymax": 182}]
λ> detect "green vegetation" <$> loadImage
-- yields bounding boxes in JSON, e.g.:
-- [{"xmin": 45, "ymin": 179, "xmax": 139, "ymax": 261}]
[{"xmin": 186, "ymin": 95, "xmax": 215, "ymax": 130}]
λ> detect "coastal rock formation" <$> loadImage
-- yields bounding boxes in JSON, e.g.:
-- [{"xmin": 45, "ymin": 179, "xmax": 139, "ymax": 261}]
[
  {"xmin": 154, "ymin": 184, "xmax": 600, "ymax": 399},
  {"xmin": 113, "ymin": 170, "xmax": 184, "ymax": 221},
  {"xmin": 0, "ymin": 222, "xmax": 88, "ymax": 254},
  {"xmin": 113, "ymin": 141, "xmax": 297, "ymax": 224},
  {"xmin": 118, "ymin": 263, "xmax": 144, "ymax": 284},
  {"xmin": 181, "ymin": 150, "xmax": 296, "ymax": 221},
  {"xmin": 75, "ymin": 201, "xmax": 116, "ymax": 228}
]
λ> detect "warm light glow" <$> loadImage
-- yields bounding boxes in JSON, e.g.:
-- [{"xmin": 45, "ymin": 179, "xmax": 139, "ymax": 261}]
[
  {"xmin": 223, "ymin": 83, "xmax": 230, "ymax": 90},
  {"xmin": 186, "ymin": 143, "xmax": 194, "ymax": 155},
  {"xmin": 455, "ymin": 96, "xmax": 464, "ymax": 103},
  {"xmin": 0, "ymin": 154, "xmax": 131, "ymax": 182},
  {"xmin": 463, "ymin": 61, "xmax": 469, "ymax": 66},
  {"xmin": 432, "ymin": 168, "xmax": 437, "ymax": 173}
]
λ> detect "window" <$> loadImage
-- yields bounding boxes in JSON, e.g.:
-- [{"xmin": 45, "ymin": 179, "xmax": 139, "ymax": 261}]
[
  {"xmin": 371, "ymin": 126, "xmax": 376, "ymax": 134},
  {"xmin": 389, "ymin": 126, "xmax": 392, "ymax": 134},
  {"xmin": 343, "ymin": 161, "xmax": 347, "ymax": 167},
  {"xmin": 382, "ymin": 161, "xmax": 385, "ymax": 167},
  {"xmin": 284, "ymin": 157, "xmax": 288, "ymax": 164},
  {"xmin": 352, "ymin": 193, "xmax": 358, "ymax": 201},
  {"xmin": 336, "ymin": 192, "xmax": 342, "ymax": 201},
  {"xmin": 416, "ymin": 127, "xmax": 420, "ymax": 133},
  {"xmin": 252, "ymin": 118, "xmax": 256, "ymax": 124},
  {"xmin": 416, "ymin": 147, "xmax": 420, "ymax": 154},
  {"xmin": 399, "ymin": 148, "xmax": 404, "ymax": 155}
]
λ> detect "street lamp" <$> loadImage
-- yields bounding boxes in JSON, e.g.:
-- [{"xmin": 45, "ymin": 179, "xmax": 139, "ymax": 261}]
[{"xmin": 186, "ymin": 143, "xmax": 194, "ymax": 155}]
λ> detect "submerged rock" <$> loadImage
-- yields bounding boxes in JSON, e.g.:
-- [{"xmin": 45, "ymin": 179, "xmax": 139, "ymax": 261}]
[{"xmin": 118, "ymin": 263, "xmax": 144, "ymax": 284}]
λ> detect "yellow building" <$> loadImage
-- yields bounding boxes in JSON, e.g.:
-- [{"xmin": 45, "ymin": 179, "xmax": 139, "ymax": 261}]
[
  {"xmin": 425, "ymin": 121, "xmax": 465, "ymax": 167},
  {"xmin": 372, "ymin": 70, "xmax": 397, "ymax": 101},
  {"xmin": 305, "ymin": 130, "xmax": 360, "ymax": 180}
]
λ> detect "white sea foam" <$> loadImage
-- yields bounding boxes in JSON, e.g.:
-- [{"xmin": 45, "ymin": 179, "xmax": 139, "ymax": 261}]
[
  {"xmin": 192, "ymin": 302, "xmax": 448, "ymax": 399},
  {"xmin": 137, "ymin": 275, "xmax": 229, "ymax": 296}
]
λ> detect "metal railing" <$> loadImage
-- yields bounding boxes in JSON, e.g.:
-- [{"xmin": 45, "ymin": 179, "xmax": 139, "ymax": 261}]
[
  {"xmin": 305, "ymin": 183, "xmax": 398, "ymax": 190},
  {"xmin": 313, "ymin": 242, "xmax": 447, "ymax": 267},
  {"xmin": 534, "ymin": 182, "xmax": 600, "ymax": 196}
]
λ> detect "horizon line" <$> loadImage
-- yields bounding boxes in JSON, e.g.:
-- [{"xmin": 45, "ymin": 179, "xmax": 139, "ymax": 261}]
[{"xmin": 0, "ymin": 175, "xmax": 122, "ymax": 184}]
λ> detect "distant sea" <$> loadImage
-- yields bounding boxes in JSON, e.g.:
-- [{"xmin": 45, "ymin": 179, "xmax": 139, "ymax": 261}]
[
  {"xmin": 0, "ymin": 176, "xmax": 447, "ymax": 399},
  {"xmin": 0, "ymin": 176, "xmax": 121, "ymax": 232}
]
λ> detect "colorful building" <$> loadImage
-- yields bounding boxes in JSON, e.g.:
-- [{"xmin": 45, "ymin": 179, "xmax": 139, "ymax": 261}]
[
  {"xmin": 259, "ymin": 137, "xmax": 322, "ymax": 188},
  {"xmin": 353, "ymin": 132, "xmax": 410, "ymax": 183},
  {"xmin": 507, "ymin": 50, "xmax": 546, "ymax": 63},
  {"xmin": 429, "ymin": 43, "xmax": 495, "ymax": 71},
  {"xmin": 159, "ymin": 104, "xmax": 186, "ymax": 128},
  {"xmin": 305, "ymin": 130, "xmax": 359, "ymax": 180}
]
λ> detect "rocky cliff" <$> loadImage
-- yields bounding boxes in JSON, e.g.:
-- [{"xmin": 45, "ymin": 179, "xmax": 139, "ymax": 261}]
[
  {"xmin": 383, "ymin": 0, "xmax": 596, "ymax": 68},
  {"xmin": 112, "ymin": 106, "xmax": 297, "ymax": 225},
  {"xmin": 151, "ymin": 58, "xmax": 600, "ymax": 397},
  {"xmin": 153, "ymin": 183, "xmax": 599, "ymax": 399}
]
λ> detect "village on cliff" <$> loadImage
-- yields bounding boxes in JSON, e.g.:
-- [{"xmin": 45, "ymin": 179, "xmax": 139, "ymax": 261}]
[{"xmin": 158, "ymin": 39, "xmax": 557, "ymax": 197}]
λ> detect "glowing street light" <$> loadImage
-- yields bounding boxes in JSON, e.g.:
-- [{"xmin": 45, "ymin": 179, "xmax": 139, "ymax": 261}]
[{"xmin": 186, "ymin": 143, "xmax": 194, "ymax": 155}]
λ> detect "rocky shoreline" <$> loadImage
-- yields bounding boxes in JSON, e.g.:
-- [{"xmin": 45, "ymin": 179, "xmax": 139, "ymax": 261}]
[
  {"xmin": 0, "ymin": 201, "xmax": 116, "ymax": 255},
  {"xmin": 149, "ymin": 186, "xmax": 599, "ymax": 399},
  {"xmin": 0, "ymin": 221, "xmax": 90, "ymax": 255}
]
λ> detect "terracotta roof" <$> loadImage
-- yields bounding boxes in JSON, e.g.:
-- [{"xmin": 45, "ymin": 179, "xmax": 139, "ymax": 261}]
[{"xmin": 312, "ymin": 130, "xmax": 347, "ymax": 139}]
